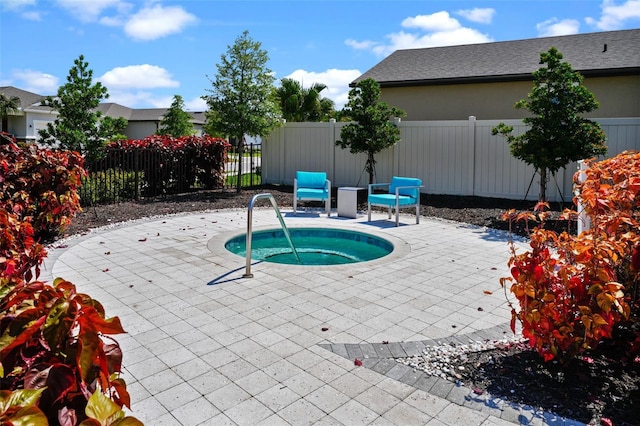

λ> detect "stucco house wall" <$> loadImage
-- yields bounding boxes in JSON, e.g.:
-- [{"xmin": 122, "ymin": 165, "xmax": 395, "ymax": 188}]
[
  {"xmin": 123, "ymin": 121, "xmax": 160, "ymax": 140},
  {"xmin": 380, "ymin": 74, "xmax": 640, "ymax": 121},
  {"xmin": 356, "ymin": 29, "xmax": 640, "ymax": 121}
]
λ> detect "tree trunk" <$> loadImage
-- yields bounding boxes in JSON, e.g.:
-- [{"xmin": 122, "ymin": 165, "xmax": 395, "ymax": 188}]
[
  {"xmin": 538, "ymin": 167, "xmax": 548, "ymax": 201},
  {"xmin": 367, "ymin": 152, "xmax": 376, "ymax": 184}
]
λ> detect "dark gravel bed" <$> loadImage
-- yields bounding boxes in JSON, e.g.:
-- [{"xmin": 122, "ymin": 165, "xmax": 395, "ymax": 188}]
[{"xmin": 60, "ymin": 185, "xmax": 573, "ymax": 238}]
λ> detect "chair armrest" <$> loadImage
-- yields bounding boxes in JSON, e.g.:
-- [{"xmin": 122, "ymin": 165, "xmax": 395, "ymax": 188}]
[
  {"xmin": 368, "ymin": 183, "xmax": 390, "ymax": 195},
  {"xmin": 394, "ymin": 185, "xmax": 424, "ymax": 197}
]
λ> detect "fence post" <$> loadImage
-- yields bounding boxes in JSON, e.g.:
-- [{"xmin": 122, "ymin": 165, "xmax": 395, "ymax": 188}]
[
  {"xmin": 330, "ymin": 118, "xmax": 336, "ymax": 185},
  {"xmin": 280, "ymin": 119, "xmax": 287, "ymax": 184},
  {"xmin": 468, "ymin": 116, "xmax": 477, "ymax": 196},
  {"xmin": 576, "ymin": 160, "xmax": 591, "ymax": 234},
  {"xmin": 393, "ymin": 117, "xmax": 401, "ymax": 176}
]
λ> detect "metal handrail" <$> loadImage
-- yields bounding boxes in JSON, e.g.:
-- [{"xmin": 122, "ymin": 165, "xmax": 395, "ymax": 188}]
[{"xmin": 243, "ymin": 193, "xmax": 300, "ymax": 278}]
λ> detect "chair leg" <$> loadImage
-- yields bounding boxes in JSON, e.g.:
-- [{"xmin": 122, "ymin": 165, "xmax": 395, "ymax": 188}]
[
  {"xmin": 368, "ymin": 203, "xmax": 371, "ymax": 221},
  {"xmin": 416, "ymin": 204, "xmax": 420, "ymax": 224},
  {"xmin": 326, "ymin": 197, "xmax": 330, "ymax": 216},
  {"xmin": 387, "ymin": 207, "xmax": 392, "ymax": 219},
  {"xmin": 396, "ymin": 208, "xmax": 400, "ymax": 226},
  {"xmin": 293, "ymin": 198, "xmax": 297, "ymax": 215}
]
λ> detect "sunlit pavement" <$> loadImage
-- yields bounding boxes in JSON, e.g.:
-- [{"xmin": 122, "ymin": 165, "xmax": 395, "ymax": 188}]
[{"xmin": 43, "ymin": 208, "xmax": 584, "ymax": 426}]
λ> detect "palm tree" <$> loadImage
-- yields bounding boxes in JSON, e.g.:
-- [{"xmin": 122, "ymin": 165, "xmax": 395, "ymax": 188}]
[
  {"xmin": 318, "ymin": 97, "xmax": 335, "ymax": 121},
  {"xmin": 0, "ymin": 93, "xmax": 21, "ymax": 132},
  {"xmin": 275, "ymin": 78, "xmax": 303, "ymax": 122},
  {"xmin": 275, "ymin": 78, "xmax": 335, "ymax": 122}
]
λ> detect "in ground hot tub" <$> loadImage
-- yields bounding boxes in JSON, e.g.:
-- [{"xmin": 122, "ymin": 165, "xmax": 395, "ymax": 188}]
[{"xmin": 225, "ymin": 227, "xmax": 393, "ymax": 265}]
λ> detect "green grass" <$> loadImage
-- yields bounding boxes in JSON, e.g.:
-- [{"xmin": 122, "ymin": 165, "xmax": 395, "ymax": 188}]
[{"xmin": 226, "ymin": 173, "xmax": 261, "ymax": 187}]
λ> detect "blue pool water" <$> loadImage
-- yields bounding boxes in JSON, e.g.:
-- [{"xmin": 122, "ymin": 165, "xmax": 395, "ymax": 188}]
[{"xmin": 225, "ymin": 228, "xmax": 393, "ymax": 265}]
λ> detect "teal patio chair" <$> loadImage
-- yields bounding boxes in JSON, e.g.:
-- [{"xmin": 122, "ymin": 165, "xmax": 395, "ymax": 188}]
[
  {"xmin": 293, "ymin": 171, "xmax": 331, "ymax": 216},
  {"xmin": 368, "ymin": 176, "xmax": 423, "ymax": 226}
]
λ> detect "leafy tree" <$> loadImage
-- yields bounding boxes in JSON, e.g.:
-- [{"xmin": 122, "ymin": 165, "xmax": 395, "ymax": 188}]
[
  {"xmin": 38, "ymin": 54, "xmax": 127, "ymax": 163},
  {"xmin": 0, "ymin": 93, "xmax": 20, "ymax": 132},
  {"xmin": 336, "ymin": 78, "xmax": 406, "ymax": 184},
  {"xmin": 492, "ymin": 47, "xmax": 607, "ymax": 201},
  {"xmin": 202, "ymin": 30, "xmax": 280, "ymax": 192},
  {"xmin": 275, "ymin": 78, "xmax": 335, "ymax": 122},
  {"xmin": 332, "ymin": 107, "xmax": 353, "ymax": 122},
  {"xmin": 157, "ymin": 94, "xmax": 194, "ymax": 136}
]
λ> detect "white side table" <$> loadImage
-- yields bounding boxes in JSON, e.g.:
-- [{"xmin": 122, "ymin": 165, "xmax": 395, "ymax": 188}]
[{"xmin": 337, "ymin": 187, "xmax": 365, "ymax": 218}]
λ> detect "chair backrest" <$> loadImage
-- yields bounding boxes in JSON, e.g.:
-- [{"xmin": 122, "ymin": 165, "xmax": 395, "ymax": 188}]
[
  {"xmin": 296, "ymin": 171, "xmax": 327, "ymax": 189},
  {"xmin": 389, "ymin": 176, "xmax": 422, "ymax": 198}
]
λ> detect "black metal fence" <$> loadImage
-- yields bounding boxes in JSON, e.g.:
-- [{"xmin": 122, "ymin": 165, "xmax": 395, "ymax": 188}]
[
  {"xmin": 224, "ymin": 144, "xmax": 262, "ymax": 189},
  {"xmin": 79, "ymin": 145, "xmax": 261, "ymax": 205}
]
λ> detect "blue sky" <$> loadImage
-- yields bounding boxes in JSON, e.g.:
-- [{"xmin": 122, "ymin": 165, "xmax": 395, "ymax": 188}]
[{"xmin": 1, "ymin": 0, "xmax": 639, "ymax": 110}]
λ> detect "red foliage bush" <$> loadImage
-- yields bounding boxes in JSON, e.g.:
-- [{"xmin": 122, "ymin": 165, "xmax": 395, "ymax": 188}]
[
  {"xmin": 0, "ymin": 136, "xmax": 85, "ymax": 240},
  {"xmin": 1, "ymin": 135, "xmax": 140, "ymax": 424},
  {"xmin": 503, "ymin": 151, "xmax": 640, "ymax": 363},
  {"xmin": 106, "ymin": 135, "xmax": 231, "ymax": 195}
]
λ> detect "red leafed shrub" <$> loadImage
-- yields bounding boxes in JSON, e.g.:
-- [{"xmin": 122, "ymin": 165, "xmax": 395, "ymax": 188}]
[
  {"xmin": 0, "ymin": 136, "xmax": 85, "ymax": 240},
  {"xmin": 502, "ymin": 151, "xmax": 640, "ymax": 363},
  {"xmin": 1, "ymin": 209, "xmax": 141, "ymax": 425},
  {"xmin": 0, "ymin": 208, "xmax": 47, "ymax": 282},
  {"xmin": 1, "ymin": 135, "xmax": 140, "ymax": 424},
  {"xmin": 106, "ymin": 135, "xmax": 230, "ymax": 196}
]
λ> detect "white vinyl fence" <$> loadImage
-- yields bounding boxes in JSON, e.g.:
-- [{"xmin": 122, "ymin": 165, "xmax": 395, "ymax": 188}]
[{"xmin": 262, "ymin": 117, "xmax": 640, "ymax": 202}]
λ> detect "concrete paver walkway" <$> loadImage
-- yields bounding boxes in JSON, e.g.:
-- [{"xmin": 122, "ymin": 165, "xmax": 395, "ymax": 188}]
[{"xmin": 43, "ymin": 208, "xmax": 584, "ymax": 425}]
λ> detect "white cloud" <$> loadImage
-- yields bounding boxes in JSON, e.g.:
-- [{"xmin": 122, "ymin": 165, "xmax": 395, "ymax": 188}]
[
  {"xmin": 100, "ymin": 15, "xmax": 124, "ymax": 27},
  {"xmin": 0, "ymin": 0, "xmax": 35, "ymax": 11},
  {"xmin": 537, "ymin": 18, "xmax": 581, "ymax": 36},
  {"xmin": 106, "ymin": 91, "xmax": 204, "ymax": 110},
  {"xmin": 22, "ymin": 10, "xmax": 41, "ymax": 20},
  {"xmin": 345, "ymin": 39, "xmax": 377, "ymax": 50},
  {"xmin": 402, "ymin": 11, "xmax": 461, "ymax": 32},
  {"xmin": 185, "ymin": 96, "xmax": 207, "ymax": 111},
  {"xmin": 106, "ymin": 90, "xmax": 164, "ymax": 108},
  {"xmin": 283, "ymin": 68, "xmax": 361, "ymax": 109},
  {"xmin": 347, "ymin": 11, "xmax": 492, "ymax": 58},
  {"xmin": 55, "ymin": 0, "xmax": 130, "ymax": 23},
  {"xmin": 0, "ymin": 0, "xmax": 42, "ymax": 20},
  {"xmin": 8, "ymin": 69, "xmax": 59, "ymax": 95},
  {"xmin": 98, "ymin": 65, "xmax": 180, "ymax": 90},
  {"xmin": 586, "ymin": 0, "xmax": 640, "ymax": 30},
  {"xmin": 124, "ymin": 4, "xmax": 197, "ymax": 41},
  {"xmin": 456, "ymin": 8, "xmax": 495, "ymax": 24}
]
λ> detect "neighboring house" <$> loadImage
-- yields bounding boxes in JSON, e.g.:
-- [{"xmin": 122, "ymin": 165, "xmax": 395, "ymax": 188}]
[
  {"xmin": 354, "ymin": 29, "xmax": 640, "ymax": 120},
  {"xmin": 0, "ymin": 86, "xmax": 50, "ymax": 140},
  {"xmin": 0, "ymin": 86, "xmax": 205, "ymax": 143},
  {"xmin": 97, "ymin": 105, "xmax": 206, "ymax": 140}
]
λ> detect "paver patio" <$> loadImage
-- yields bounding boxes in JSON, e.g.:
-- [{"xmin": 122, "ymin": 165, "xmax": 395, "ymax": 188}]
[{"xmin": 43, "ymin": 207, "xmax": 584, "ymax": 425}]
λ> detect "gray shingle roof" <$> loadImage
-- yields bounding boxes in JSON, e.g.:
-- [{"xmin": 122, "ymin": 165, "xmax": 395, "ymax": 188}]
[
  {"xmin": 127, "ymin": 108, "xmax": 166, "ymax": 121},
  {"xmin": 354, "ymin": 29, "xmax": 640, "ymax": 87},
  {"xmin": 188, "ymin": 111, "xmax": 206, "ymax": 125},
  {"xmin": 128, "ymin": 108, "xmax": 205, "ymax": 125},
  {"xmin": 0, "ymin": 86, "xmax": 47, "ymax": 109},
  {"xmin": 96, "ymin": 103, "xmax": 134, "ymax": 120}
]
